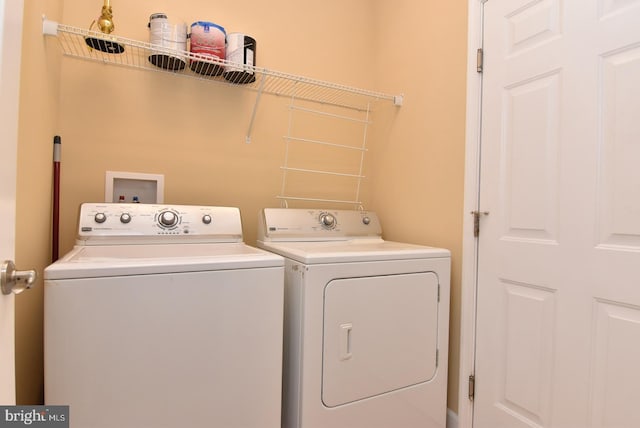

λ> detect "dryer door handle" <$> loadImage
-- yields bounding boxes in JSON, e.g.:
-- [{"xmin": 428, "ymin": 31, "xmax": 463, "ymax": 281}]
[{"xmin": 340, "ymin": 323, "xmax": 353, "ymax": 361}]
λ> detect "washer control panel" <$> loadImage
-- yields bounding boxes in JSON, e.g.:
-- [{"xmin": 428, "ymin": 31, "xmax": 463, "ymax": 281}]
[
  {"xmin": 76, "ymin": 203, "xmax": 243, "ymax": 244},
  {"xmin": 259, "ymin": 208, "xmax": 382, "ymax": 241}
]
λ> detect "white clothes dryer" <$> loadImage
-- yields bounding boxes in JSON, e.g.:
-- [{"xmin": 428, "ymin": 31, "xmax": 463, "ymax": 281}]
[
  {"xmin": 44, "ymin": 203, "xmax": 284, "ymax": 428},
  {"xmin": 257, "ymin": 208, "xmax": 451, "ymax": 428}
]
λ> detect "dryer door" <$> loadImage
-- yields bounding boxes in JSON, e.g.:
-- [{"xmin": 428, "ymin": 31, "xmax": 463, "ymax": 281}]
[{"xmin": 322, "ymin": 271, "xmax": 439, "ymax": 407}]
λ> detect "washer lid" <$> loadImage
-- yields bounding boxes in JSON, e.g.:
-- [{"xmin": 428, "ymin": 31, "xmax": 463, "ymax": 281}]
[
  {"xmin": 257, "ymin": 238, "xmax": 450, "ymax": 264},
  {"xmin": 44, "ymin": 243, "xmax": 283, "ymax": 280}
]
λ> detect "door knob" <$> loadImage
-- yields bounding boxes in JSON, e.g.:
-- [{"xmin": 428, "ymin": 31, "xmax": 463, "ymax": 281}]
[{"xmin": 1, "ymin": 260, "xmax": 37, "ymax": 295}]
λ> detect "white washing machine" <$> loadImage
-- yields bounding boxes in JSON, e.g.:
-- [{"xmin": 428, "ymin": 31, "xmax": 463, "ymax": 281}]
[
  {"xmin": 44, "ymin": 203, "xmax": 284, "ymax": 428},
  {"xmin": 256, "ymin": 208, "xmax": 451, "ymax": 428}
]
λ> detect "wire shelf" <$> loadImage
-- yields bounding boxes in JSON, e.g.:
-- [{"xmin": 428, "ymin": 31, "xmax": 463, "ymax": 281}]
[
  {"xmin": 42, "ymin": 19, "xmax": 403, "ymax": 112},
  {"xmin": 43, "ymin": 19, "xmax": 394, "ymax": 208}
]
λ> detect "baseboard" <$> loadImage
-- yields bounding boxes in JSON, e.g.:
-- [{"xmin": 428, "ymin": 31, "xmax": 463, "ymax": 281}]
[{"xmin": 446, "ymin": 408, "xmax": 458, "ymax": 428}]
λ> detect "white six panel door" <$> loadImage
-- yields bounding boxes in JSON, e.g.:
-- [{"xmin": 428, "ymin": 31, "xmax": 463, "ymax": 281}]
[{"xmin": 475, "ymin": 1, "xmax": 640, "ymax": 427}]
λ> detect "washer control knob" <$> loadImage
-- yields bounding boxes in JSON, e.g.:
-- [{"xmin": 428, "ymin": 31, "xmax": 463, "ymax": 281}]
[
  {"xmin": 94, "ymin": 213, "xmax": 107, "ymax": 224},
  {"xmin": 362, "ymin": 216, "xmax": 371, "ymax": 225},
  {"xmin": 319, "ymin": 213, "xmax": 336, "ymax": 229},
  {"xmin": 159, "ymin": 211, "xmax": 178, "ymax": 228},
  {"xmin": 120, "ymin": 213, "xmax": 132, "ymax": 224},
  {"xmin": 202, "ymin": 214, "xmax": 212, "ymax": 225}
]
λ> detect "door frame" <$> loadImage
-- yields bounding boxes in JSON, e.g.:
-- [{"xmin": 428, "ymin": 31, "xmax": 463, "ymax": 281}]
[
  {"xmin": 0, "ymin": 0, "xmax": 25, "ymax": 405},
  {"xmin": 458, "ymin": 0, "xmax": 484, "ymax": 427}
]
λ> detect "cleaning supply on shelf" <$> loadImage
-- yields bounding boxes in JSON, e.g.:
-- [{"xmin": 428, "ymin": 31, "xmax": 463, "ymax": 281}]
[
  {"xmin": 224, "ymin": 33, "xmax": 256, "ymax": 84},
  {"xmin": 148, "ymin": 13, "xmax": 187, "ymax": 71},
  {"xmin": 189, "ymin": 21, "xmax": 226, "ymax": 76}
]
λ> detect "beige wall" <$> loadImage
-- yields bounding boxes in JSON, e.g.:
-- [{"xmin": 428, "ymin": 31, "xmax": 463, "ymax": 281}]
[
  {"xmin": 15, "ymin": 0, "xmax": 468, "ymax": 414},
  {"xmin": 55, "ymin": 0, "xmax": 379, "ymax": 252}
]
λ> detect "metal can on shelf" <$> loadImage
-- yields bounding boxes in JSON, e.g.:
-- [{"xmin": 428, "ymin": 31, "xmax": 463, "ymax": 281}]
[
  {"xmin": 147, "ymin": 13, "xmax": 187, "ymax": 71},
  {"xmin": 223, "ymin": 33, "xmax": 256, "ymax": 84}
]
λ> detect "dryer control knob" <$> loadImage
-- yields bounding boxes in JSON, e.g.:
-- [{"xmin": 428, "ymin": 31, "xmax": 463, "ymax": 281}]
[
  {"xmin": 94, "ymin": 213, "xmax": 107, "ymax": 224},
  {"xmin": 319, "ymin": 213, "xmax": 336, "ymax": 229},
  {"xmin": 159, "ymin": 211, "xmax": 178, "ymax": 228},
  {"xmin": 202, "ymin": 214, "xmax": 212, "ymax": 225},
  {"xmin": 120, "ymin": 213, "xmax": 132, "ymax": 224}
]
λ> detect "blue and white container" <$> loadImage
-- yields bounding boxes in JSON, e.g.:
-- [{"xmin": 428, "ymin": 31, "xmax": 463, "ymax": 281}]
[{"xmin": 189, "ymin": 21, "xmax": 226, "ymax": 76}]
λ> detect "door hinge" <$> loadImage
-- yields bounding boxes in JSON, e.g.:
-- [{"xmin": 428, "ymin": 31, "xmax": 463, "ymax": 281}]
[
  {"xmin": 476, "ymin": 48, "xmax": 484, "ymax": 73},
  {"xmin": 468, "ymin": 374, "xmax": 476, "ymax": 401},
  {"xmin": 437, "ymin": 283, "xmax": 441, "ymax": 302},
  {"xmin": 471, "ymin": 211, "xmax": 489, "ymax": 238},
  {"xmin": 436, "ymin": 349, "xmax": 439, "ymax": 367}
]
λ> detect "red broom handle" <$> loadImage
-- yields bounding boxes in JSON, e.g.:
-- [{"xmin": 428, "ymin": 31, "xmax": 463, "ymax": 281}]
[{"xmin": 52, "ymin": 135, "xmax": 61, "ymax": 262}]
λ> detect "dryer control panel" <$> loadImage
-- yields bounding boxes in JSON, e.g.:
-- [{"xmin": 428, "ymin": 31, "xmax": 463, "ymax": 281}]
[
  {"xmin": 258, "ymin": 208, "xmax": 382, "ymax": 241},
  {"xmin": 76, "ymin": 203, "xmax": 243, "ymax": 245}
]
